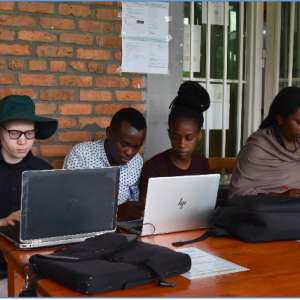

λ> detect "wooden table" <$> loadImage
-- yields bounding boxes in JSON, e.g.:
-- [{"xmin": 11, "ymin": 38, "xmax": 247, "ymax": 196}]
[{"xmin": 2, "ymin": 230, "xmax": 300, "ymax": 297}]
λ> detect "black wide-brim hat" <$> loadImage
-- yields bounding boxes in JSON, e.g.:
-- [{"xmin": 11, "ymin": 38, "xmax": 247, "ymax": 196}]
[{"xmin": 0, "ymin": 95, "xmax": 58, "ymax": 140}]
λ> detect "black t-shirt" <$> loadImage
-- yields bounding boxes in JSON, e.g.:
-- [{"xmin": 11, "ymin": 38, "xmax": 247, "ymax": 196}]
[
  {"xmin": 0, "ymin": 148, "xmax": 53, "ymax": 219},
  {"xmin": 139, "ymin": 149, "xmax": 210, "ymax": 197}
]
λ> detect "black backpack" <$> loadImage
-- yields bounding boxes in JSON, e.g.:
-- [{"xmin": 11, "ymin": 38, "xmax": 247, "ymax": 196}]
[
  {"xmin": 173, "ymin": 194, "xmax": 300, "ymax": 245},
  {"xmin": 27, "ymin": 232, "xmax": 191, "ymax": 295}
]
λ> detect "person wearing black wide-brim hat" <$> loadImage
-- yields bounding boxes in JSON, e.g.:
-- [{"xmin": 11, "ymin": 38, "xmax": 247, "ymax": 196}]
[{"xmin": 0, "ymin": 95, "xmax": 58, "ymax": 296}]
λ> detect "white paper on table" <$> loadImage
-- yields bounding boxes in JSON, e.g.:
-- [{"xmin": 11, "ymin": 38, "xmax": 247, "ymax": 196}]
[
  {"xmin": 202, "ymin": 2, "xmax": 228, "ymax": 26},
  {"xmin": 200, "ymin": 83, "xmax": 230, "ymax": 130},
  {"xmin": 183, "ymin": 24, "xmax": 201, "ymax": 72},
  {"xmin": 176, "ymin": 247, "xmax": 249, "ymax": 280}
]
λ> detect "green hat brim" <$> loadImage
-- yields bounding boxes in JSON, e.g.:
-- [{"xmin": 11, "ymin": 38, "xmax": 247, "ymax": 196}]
[{"xmin": 0, "ymin": 112, "xmax": 58, "ymax": 140}]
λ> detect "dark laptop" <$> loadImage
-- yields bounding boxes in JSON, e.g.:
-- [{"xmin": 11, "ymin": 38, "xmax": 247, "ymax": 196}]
[{"xmin": 0, "ymin": 167, "xmax": 120, "ymax": 248}]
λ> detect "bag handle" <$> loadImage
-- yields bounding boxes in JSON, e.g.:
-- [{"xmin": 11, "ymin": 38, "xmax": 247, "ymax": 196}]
[{"xmin": 172, "ymin": 227, "xmax": 230, "ymax": 246}]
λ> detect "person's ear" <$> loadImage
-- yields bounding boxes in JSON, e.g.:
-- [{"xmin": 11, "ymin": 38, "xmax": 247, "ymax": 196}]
[
  {"xmin": 197, "ymin": 131, "xmax": 203, "ymax": 142},
  {"xmin": 106, "ymin": 126, "xmax": 112, "ymax": 139},
  {"xmin": 276, "ymin": 114, "xmax": 283, "ymax": 125}
]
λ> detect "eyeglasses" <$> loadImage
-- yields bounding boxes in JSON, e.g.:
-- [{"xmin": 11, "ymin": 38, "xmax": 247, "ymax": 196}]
[{"xmin": 0, "ymin": 124, "xmax": 37, "ymax": 140}]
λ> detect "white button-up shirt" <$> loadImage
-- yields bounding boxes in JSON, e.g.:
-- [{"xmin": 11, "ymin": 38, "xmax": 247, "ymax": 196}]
[{"xmin": 63, "ymin": 139, "xmax": 143, "ymax": 205}]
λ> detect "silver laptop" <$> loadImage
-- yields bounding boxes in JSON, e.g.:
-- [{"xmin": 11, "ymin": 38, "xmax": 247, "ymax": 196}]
[
  {"xmin": 0, "ymin": 167, "xmax": 120, "ymax": 248},
  {"xmin": 141, "ymin": 174, "xmax": 220, "ymax": 236}
]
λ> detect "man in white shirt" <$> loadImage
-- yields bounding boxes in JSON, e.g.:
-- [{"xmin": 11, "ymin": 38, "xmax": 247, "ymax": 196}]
[{"xmin": 63, "ymin": 108, "xmax": 147, "ymax": 221}]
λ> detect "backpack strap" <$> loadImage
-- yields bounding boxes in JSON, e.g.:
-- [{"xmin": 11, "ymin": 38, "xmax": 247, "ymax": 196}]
[
  {"xmin": 172, "ymin": 227, "xmax": 230, "ymax": 246},
  {"xmin": 123, "ymin": 258, "xmax": 176, "ymax": 290}
]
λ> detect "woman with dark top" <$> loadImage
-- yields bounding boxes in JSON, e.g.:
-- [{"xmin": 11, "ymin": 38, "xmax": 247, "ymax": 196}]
[
  {"xmin": 229, "ymin": 86, "xmax": 300, "ymax": 198},
  {"xmin": 139, "ymin": 81, "xmax": 211, "ymax": 205},
  {"xmin": 0, "ymin": 95, "xmax": 57, "ymax": 296}
]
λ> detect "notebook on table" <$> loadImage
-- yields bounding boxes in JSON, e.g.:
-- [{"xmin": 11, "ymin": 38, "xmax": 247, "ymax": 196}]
[
  {"xmin": 0, "ymin": 167, "xmax": 120, "ymax": 249},
  {"xmin": 118, "ymin": 174, "xmax": 220, "ymax": 236}
]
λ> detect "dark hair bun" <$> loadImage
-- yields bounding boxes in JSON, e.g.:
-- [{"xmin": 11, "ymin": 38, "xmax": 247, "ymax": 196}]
[{"xmin": 170, "ymin": 81, "xmax": 210, "ymax": 113}]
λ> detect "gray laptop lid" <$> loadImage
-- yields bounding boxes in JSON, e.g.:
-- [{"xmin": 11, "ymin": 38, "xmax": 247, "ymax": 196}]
[
  {"xmin": 20, "ymin": 167, "xmax": 119, "ymax": 243},
  {"xmin": 142, "ymin": 174, "xmax": 220, "ymax": 236}
]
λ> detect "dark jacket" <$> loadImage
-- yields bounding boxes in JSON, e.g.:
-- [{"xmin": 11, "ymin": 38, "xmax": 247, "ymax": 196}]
[{"xmin": 0, "ymin": 148, "xmax": 53, "ymax": 219}]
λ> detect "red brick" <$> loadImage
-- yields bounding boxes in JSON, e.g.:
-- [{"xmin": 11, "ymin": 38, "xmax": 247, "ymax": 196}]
[
  {"xmin": 80, "ymin": 90, "xmax": 112, "ymax": 101},
  {"xmin": 0, "ymin": 44, "xmax": 31, "ymax": 56},
  {"xmin": 36, "ymin": 45, "xmax": 73, "ymax": 58},
  {"xmin": 18, "ymin": 2, "xmax": 54, "ymax": 14},
  {"xmin": 0, "ymin": 88, "xmax": 36, "ymax": 99},
  {"xmin": 18, "ymin": 30, "xmax": 56, "ymax": 42},
  {"xmin": 117, "ymin": 2, "xmax": 122, "ymax": 7},
  {"xmin": 95, "ymin": 104, "xmax": 128, "ymax": 115},
  {"xmin": 0, "ymin": 14, "xmax": 35, "ymax": 27},
  {"xmin": 0, "ymin": 28, "xmax": 15, "ymax": 41},
  {"xmin": 96, "ymin": 8, "xmax": 121, "ymax": 20},
  {"xmin": 79, "ymin": 117, "xmax": 111, "ymax": 129},
  {"xmin": 35, "ymin": 135, "xmax": 54, "ymax": 143},
  {"xmin": 57, "ymin": 118, "xmax": 76, "ymax": 129},
  {"xmin": 50, "ymin": 159, "xmax": 64, "ymax": 169},
  {"xmin": 59, "ymin": 32, "xmax": 93, "ymax": 45},
  {"xmin": 50, "ymin": 61, "xmax": 66, "ymax": 72},
  {"xmin": 96, "ymin": 36, "xmax": 121, "ymax": 48},
  {"xmin": 40, "ymin": 145, "xmax": 72, "ymax": 157},
  {"xmin": 95, "ymin": 131, "xmax": 106, "ymax": 140},
  {"xmin": 69, "ymin": 61, "xmax": 86, "ymax": 72},
  {"xmin": 28, "ymin": 60, "xmax": 47, "ymax": 71},
  {"xmin": 92, "ymin": 2, "xmax": 113, "ymax": 6},
  {"xmin": 58, "ymin": 4, "xmax": 91, "ymax": 17},
  {"xmin": 0, "ymin": 59, "xmax": 5, "ymax": 70},
  {"xmin": 40, "ymin": 17, "xmax": 74, "ymax": 30},
  {"xmin": 76, "ymin": 49, "xmax": 110, "ymax": 61},
  {"xmin": 115, "ymin": 23, "xmax": 121, "ymax": 35},
  {"xmin": 35, "ymin": 103, "xmax": 56, "ymax": 115},
  {"xmin": 131, "ymin": 104, "xmax": 144, "ymax": 114},
  {"xmin": 58, "ymin": 131, "xmax": 92, "ymax": 142},
  {"xmin": 0, "ymin": 74, "xmax": 14, "ymax": 85},
  {"xmin": 88, "ymin": 62, "xmax": 103, "ymax": 73},
  {"xmin": 31, "ymin": 146, "xmax": 37, "ymax": 156},
  {"xmin": 8, "ymin": 59, "xmax": 25, "ymax": 71},
  {"xmin": 40, "ymin": 90, "xmax": 76, "ymax": 101},
  {"xmin": 132, "ymin": 78, "xmax": 143, "ymax": 89},
  {"xmin": 0, "ymin": 2, "xmax": 14, "ymax": 10},
  {"xmin": 59, "ymin": 76, "xmax": 92, "ymax": 87},
  {"xmin": 18, "ymin": 74, "xmax": 56, "ymax": 86},
  {"xmin": 115, "ymin": 91, "xmax": 142, "ymax": 102},
  {"xmin": 95, "ymin": 77, "xmax": 129, "ymax": 88},
  {"xmin": 78, "ymin": 20, "xmax": 111, "ymax": 33},
  {"xmin": 59, "ymin": 104, "xmax": 92, "ymax": 115},
  {"xmin": 113, "ymin": 51, "xmax": 122, "ymax": 62},
  {"xmin": 106, "ymin": 64, "xmax": 121, "ymax": 74}
]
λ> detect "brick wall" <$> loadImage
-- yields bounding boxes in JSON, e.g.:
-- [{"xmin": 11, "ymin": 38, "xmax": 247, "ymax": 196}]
[{"xmin": 0, "ymin": 1, "xmax": 146, "ymax": 168}]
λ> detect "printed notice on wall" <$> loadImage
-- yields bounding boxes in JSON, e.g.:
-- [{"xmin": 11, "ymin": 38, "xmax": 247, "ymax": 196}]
[
  {"xmin": 202, "ymin": 2, "xmax": 228, "ymax": 26},
  {"xmin": 200, "ymin": 83, "xmax": 230, "ymax": 130},
  {"xmin": 176, "ymin": 247, "xmax": 249, "ymax": 280},
  {"xmin": 122, "ymin": 2, "xmax": 169, "ymax": 74},
  {"xmin": 183, "ymin": 24, "xmax": 201, "ymax": 72}
]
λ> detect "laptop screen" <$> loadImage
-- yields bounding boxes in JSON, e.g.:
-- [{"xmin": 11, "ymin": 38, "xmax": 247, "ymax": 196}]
[{"xmin": 20, "ymin": 167, "xmax": 120, "ymax": 242}]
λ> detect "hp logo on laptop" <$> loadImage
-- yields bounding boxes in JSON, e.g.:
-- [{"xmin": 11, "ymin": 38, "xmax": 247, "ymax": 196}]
[{"xmin": 178, "ymin": 198, "xmax": 186, "ymax": 209}]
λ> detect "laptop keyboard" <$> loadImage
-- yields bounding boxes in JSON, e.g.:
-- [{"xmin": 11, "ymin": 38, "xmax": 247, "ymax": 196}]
[
  {"xmin": 0, "ymin": 226, "xmax": 11, "ymax": 232},
  {"xmin": 2, "ymin": 225, "xmax": 20, "ymax": 240}
]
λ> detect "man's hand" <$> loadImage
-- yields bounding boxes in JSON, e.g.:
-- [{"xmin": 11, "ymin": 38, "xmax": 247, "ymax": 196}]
[
  {"xmin": 0, "ymin": 210, "xmax": 21, "ymax": 226},
  {"xmin": 117, "ymin": 201, "xmax": 144, "ymax": 222}
]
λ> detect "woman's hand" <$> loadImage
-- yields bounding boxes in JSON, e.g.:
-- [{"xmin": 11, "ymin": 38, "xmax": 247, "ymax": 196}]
[
  {"xmin": 0, "ymin": 210, "xmax": 21, "ymax": 226},
  {"xmin": 268, "ymin": 189, "xmax": 300, "ymax": 197}
]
